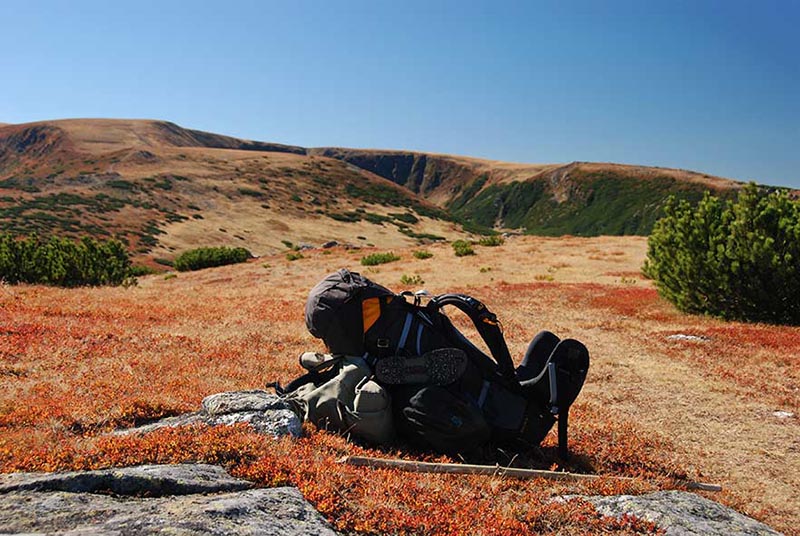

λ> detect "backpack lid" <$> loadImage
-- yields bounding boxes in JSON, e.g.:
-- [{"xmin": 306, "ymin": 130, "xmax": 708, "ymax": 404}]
[{"xmin": 305, "ymin": 269, "xmax": 392, "ymax": 355}]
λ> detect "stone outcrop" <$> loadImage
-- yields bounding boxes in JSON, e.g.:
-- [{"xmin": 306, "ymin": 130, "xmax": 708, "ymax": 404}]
[
  {"xmin": 585, "ymin": 491, "xmax": 782, "ymax": 536},
  {"xmin": 0, "ymin": 464, "xmax": 338, "ymax": 535},
  {"xmin": 116, "ymin": 390, "xmax": 302, "ymax": 438}
]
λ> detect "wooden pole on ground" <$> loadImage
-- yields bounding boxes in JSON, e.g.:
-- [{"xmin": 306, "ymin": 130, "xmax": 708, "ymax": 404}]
[{"xmin": 337, "ymin": 455, "xmax": 722, "ymax": 492}]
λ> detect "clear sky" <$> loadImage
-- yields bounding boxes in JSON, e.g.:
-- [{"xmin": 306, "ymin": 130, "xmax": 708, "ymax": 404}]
[{"xmin": 1, "ymin": 1, "xmax": 797, "ymax": 187}]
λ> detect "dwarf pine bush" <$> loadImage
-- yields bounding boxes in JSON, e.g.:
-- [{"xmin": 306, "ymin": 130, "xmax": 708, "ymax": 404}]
[
  {"xmin": 173, "ymin": 246, "xmax": 252, "ymax": 272},
  {"xmin": 360, "ymin": 252, "xmax": 400, "ymax": 266},
  {"xmin": 452, "ymin": 240, "xmax": 475, "ymax": 257},
  {"xmin": 0, "ymin": 233, "xmax": 132, "ymax": 287},
  {"xmin": 643, "ymin": 184, "xmax": 800, "ymax": 324}
]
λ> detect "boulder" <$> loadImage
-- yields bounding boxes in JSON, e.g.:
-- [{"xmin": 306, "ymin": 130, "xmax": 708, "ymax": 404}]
[
  {"xmin": 116, "ymin": 390, "xmax": 302, "ymax": 438},
  {"xmin": 0, "ymin": 463, "xmax": 250, "ymax": 496},
  {"xmin": 0, "ymin": 464, "xmax": 338, "ymax": 535},
  {"xmin": 585, "ymin": 491, "xmax": 782, "ymax": 536}
]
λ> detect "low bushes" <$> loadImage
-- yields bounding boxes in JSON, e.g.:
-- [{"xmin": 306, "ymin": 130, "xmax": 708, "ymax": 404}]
[
  {"xmin": 644, "ymin": 184, "xmax": 800, "ymax": 324},
  {"xmin": 361, "ymin": 252, "xmax": 400, "ymax": 266},
  {"xmin": 0, "ymin": 233, "xmax": 132, "ymax": 287},
  {"xmin": 452, "ymin": 240, "xmax": 475, "ymax": 257},
  {"xmin": 173, "ymin": 246, "xmax": 252, "ymax": 272},
  {"xmin": 478, "ymin": 235, "xmax": 505, "ymax": 247}
]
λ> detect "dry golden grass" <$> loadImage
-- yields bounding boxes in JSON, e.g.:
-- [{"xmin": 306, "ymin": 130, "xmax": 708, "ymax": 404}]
[{"xmin": 1, "ymin": 235, "xmax": 797, "ymax": 534}]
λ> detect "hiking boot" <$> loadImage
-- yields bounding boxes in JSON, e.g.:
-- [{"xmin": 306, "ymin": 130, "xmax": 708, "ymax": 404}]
[
  {"xmin": 375, "ymin": 348, "xmax": 468, "ymax": 386},
  {"xmin": 520, "ymin": 339, "xmax": 590, "ymax": 413}
]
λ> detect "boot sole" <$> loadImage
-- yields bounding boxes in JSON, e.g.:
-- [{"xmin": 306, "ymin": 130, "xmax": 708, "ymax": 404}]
[{"xmin": 375, "ymin": 348, "xmax": 468, "ymax": 385}]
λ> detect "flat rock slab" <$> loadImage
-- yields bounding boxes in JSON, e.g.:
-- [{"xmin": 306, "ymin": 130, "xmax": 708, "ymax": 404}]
[
  {"xmin": 586, "ymin": 490, "xmax": 782, "ymax": 536},
  {"xmin": 116, "ymin": 390, "xmax": 302, "ymax": 438},
  {"xmin": 0, "ymin": 464, "xmax": 338, "ymax": 536},
  {"xmin": 1, "ymin": 487, "xmax": 337, "ymax": 535},
  {"xmin": 0, "ymin": 464, "xmax": 252, "ymax": 496}
]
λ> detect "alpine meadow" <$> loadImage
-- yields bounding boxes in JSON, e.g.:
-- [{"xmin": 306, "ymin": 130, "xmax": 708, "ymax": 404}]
[{"xmin": 1, "ymin": 118, "xmax": 798, "ymax": 534}]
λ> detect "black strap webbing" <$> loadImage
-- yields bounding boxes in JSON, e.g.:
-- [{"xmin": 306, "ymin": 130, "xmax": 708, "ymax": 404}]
[
  {"xmin": 271, "ymin": 355, "xmax": 344, "ymax": 395},
  {"xmin": 430, "ymin": 294, "xmax": 517, "ymax": 384}
]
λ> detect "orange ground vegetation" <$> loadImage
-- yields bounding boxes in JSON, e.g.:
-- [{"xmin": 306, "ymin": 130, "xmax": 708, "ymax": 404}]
[{"xmin": 1, "ymin": 235, "xmax": 797, "ymax": 534}]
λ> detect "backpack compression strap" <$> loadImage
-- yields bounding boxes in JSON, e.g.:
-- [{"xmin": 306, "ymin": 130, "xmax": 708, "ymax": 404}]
[{"xmin": 429, "ymin": 294, "xmax": 517, "ymax": 383}]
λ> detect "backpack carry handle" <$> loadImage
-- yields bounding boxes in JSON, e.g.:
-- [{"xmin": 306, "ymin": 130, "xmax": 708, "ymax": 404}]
[{"xmin": 429, "ymin": 294, "xmax": 517, "ymax": 383}]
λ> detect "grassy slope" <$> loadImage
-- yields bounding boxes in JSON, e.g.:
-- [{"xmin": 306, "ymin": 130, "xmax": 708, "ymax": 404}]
[
  {"xmin": 1, "ymin": 236, "xmax": 797, "ymax": 534},
  {"xmin": 0, "ymin": 119, "xmax": 783, "ymax": 264},
  {"xmin": 313, "ymin": 148, "xmax": 747, "ymax": 236},
  {"xmin": 450, "ymin": 170, "xmax": 738, "ymax": 236},
  {"xmin": 0, "ymin": 121, "xmax": 460, "ymax": 265}
]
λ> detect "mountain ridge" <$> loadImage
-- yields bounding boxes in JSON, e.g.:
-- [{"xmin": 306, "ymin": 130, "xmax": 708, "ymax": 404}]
[{"xmin": 0, "ymin": 118, "xmax": 784, "ymax": 263}]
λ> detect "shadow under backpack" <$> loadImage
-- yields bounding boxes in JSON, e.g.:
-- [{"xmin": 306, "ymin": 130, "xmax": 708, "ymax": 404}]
[{"xmin": 276, "ymin": 269, "xmax": 590, "ymax": 458}]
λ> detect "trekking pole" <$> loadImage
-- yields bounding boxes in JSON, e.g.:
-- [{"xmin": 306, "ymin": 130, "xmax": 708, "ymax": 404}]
[{"xmin": 337, "ymin": 455, "xmax": 722, "ymax": 492}]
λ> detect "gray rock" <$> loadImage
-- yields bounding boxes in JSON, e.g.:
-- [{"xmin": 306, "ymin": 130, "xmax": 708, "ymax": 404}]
[
  {"xmin": 586, "ymin": 491, "xmax": 782, "ymax": 536},
  {"xmin": 0, "ymin": 484, "xmax": 338, "ymax": 535},
  {"xmin": 0, "ymin": 464, "xmax": 252, "ymax": 496},
  {"xmin": 321, "ymin": 241, "xmax": 339, "ymax": 249},
  {"xmin": 113, "ymin": 411, "xmax": 206, "ymax": 435},
  {"xmin": 117, "ymin": 390, "xmax": 302, "ymax": 438},
  {"xmin": 201, "ymin": 390, "xmax": 289, "ymax": 416}
]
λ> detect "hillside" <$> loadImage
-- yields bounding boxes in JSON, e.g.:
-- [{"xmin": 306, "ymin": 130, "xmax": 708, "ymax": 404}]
[
  {"xmin": 0, "ymin": 118, "xmax": 766, "ymax": 263},
  {"xmin": 0, "ymin": 120, "xmax": 455, "ymax": 265},
  {"xmin": 310, "ymin": 148, "xmax": 744, "ymax": 235}
]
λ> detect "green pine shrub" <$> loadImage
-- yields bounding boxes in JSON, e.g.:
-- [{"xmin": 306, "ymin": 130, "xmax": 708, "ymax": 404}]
[
  {"xmin": 643, "ymin": 184, "xmax": 800, "ymax": 324},
  {"xmin": 400, "ymin": 274, "xmax": 424, "ymax": 285},
  {"xmin": 478, "ymin": 235, "xmax": 505, "ymax": 247},
  {"xmin": 173, "ymin": 246, "xmax": 252, "ymax": 272},
  {"xmin": 413, "ymin": 250, "xmax": 434, "ymax": 260},
  {"xmin": 286, "ymin": 251, "xmax": 304, "ymax": 261},
  {"xmin": 360, "ymin": 252, "xmax": 400, "ymax": 266},
  {"xmin": 0, "ymin": 233, "xmax": 132, "ymax": 287},
  {"xmin": 452, "ymin": 240, "xmax": 475, "ymax": 257}
]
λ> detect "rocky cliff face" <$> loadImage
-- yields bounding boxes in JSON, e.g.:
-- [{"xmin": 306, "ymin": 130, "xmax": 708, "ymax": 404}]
[{"xmin": 310, "ymin": 148, "xmax": 480, "ymax": 199}]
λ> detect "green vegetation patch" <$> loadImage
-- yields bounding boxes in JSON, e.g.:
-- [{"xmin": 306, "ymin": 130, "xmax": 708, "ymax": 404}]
[
  {"xmin": 0, "ymin": 177, "xmax": 41, "ymax": 193},
  {"xmin": 361, "ymin": 252, "xmax": 401, "ymax": 266},
  {"xmin": 173, "ymin": 246, "xmax": 252, "ymax": 272},
  {"xmin": 478, "ymin": 235, "xmax": 505, "ymax": 247},
  {"xmin": 0, "ymin": 233, "xmax": 132, "ymax": 287},
  {"xmin": 450, "ymin": 171, "xmax": 730, "ymax": 236},
  {"xmin": 452, "ymin": 240, "xmax": 475, "ymax": 257},
  {"xmin": 238, "ymin": 187, "xmax": 266, "ymax": 198},
  {"xmin": 107, "ymin": 179, "xmax": 138, "ymax": 191},
  {"xmin": 644, "ymin": 184, "xmax": 800, "ymax": 324}
]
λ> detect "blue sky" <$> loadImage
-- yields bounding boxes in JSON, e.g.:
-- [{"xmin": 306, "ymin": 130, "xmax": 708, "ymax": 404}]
[{"xmin": 1, "ymin": 1, "xmax": 798, "ymax": 187}]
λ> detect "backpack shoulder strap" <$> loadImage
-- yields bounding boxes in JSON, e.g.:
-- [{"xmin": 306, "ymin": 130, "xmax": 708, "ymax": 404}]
[{"xmin": 429, "ymin": 294, "xmax": 517, "ymax": 383}]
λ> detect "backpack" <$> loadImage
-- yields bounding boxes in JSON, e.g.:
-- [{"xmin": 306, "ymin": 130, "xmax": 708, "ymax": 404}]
[
  {"xmin": 284, "ymin": 268, "xmax": 589, "ymax": 457},
  {"xmin": 277, "ymin": 354, "xmax": 395, "ymax": 446}
]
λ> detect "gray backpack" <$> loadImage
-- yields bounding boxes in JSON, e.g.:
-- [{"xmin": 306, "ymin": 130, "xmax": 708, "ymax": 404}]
[{"xmin": 278, "ymin": 353, "xmax": 394, "ymax": 445}]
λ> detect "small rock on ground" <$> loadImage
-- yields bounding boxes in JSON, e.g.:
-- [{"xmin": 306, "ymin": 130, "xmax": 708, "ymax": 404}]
[{"xmin": 116, "ymin": 390, "xmax": 302, "ymax": 438}]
